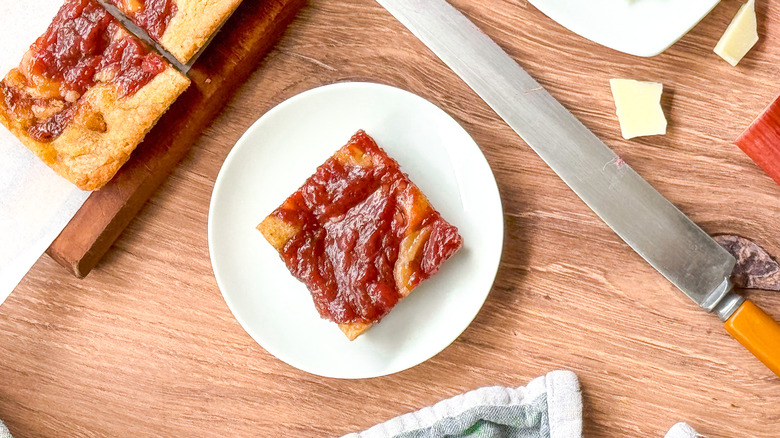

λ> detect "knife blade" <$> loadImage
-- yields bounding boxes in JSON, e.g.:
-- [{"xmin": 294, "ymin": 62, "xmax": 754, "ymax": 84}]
[
  {"xmin": 377, "ymin": 0, "xmax": 780, "ymax": 376},
  {"xmin": 98, "ymin": 0, "xmax": 238, "ymax": 74},
  {"xmin": 97, "ymin": 0, "xmax": 188, "ymax": 73}
]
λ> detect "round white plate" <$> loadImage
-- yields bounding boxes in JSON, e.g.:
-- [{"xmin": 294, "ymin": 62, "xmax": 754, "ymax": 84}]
[
  {"xmin": 208, "ymin": 82, "xmax": 503, "ymax": 379},
  {"xmin": 528, "ymin": 0, "xmax": 721, "ymax": 57}
]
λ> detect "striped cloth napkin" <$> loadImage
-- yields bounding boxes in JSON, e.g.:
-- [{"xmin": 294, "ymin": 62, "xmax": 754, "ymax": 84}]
[
  {"xmin": 343, "ymin": 371, "xmax": 703, "ymax": 438},
  {"xmin": 1, "ymin": 420, "xmax": 11, "ymax": 438},
  {"xmin": 344, "ymin": 370, "xmax": 582, "ymax": 438}
]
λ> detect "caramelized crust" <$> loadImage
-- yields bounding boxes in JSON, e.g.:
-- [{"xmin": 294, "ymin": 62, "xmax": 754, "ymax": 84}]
[
  {"xmin": 0, "ymin": 0, "xmax": 190, "ymax": 190},
  {"xmin": 259, "ymin": 207, "xmax": 376, "ymax": 341},
  {"xmin": 1, "ymin": 67, "xmax": 188, "ymax": 190},
  {"xmin": 258, "ymin": 131, "xmax": 462, "ymax": 341}
]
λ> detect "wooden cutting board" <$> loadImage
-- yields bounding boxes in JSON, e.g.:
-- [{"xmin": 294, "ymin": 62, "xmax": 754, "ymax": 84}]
[{"xmin": 46, "ymin": 0, "xmax": 304, "ymax": 278}]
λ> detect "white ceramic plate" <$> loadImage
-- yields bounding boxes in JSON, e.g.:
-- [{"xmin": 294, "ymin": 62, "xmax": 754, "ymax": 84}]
[
  {"xmin": 528, "ymin": 0, "xmax": 721, "ymax": 57},
  {"xmin": 208, "ymin": 82, "xmax": 503, "ymax": 379}
]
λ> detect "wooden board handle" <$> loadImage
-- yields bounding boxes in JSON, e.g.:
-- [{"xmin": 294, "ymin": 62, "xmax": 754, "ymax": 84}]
[{"xmin": 725, "ymin": 300, "xmax": 780, "ymax": 377}]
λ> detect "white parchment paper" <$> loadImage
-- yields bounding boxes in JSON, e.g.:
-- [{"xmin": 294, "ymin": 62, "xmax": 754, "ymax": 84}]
[{"xmin": 0, "ymin": 1, "xmax": 91, "ymax": 305}]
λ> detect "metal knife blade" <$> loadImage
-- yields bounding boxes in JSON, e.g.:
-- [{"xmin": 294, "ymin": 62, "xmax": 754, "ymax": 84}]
[
  {"xmin": 376, "ymin": 0, "xmax": 738, "ymax": 314},
  {"xmin": 98, "ymin": 0, "xmax": 238, "ymax": 74},
  {"xmin": 98, "ymin": 0, "xmax": 189, "ymax": 73}
]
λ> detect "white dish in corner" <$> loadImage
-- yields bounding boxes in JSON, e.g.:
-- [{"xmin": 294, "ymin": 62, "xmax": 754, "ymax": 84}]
[
  {"xmin": 208, "ymin": 82, "xmax": 503, "ymax": 379},
  {"xmin": 527, "ymin": 0, "xmax": 721, "ymax": 57}
]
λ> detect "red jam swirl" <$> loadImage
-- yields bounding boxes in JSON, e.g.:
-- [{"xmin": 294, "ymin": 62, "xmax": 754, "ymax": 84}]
[
  {"xmin": 271, "ymin": 131, "xmax": 463, "ymax": 325},
  {"xmin": 111, "ymin": 0, "xmax": 177, "ymax": 41},
  {"xmin": 0, "ymin": 0, "xmax": 166, "ymax": 142}
]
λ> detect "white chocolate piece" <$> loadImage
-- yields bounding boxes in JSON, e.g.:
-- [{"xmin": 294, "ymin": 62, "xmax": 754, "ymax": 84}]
[
  {"xmin": 714, "ymin": 0, "xmax": 759, "ymax": 67},
  {"xmin": 609, "ymin": 79, "xmax": 667, "ymax": 140}
]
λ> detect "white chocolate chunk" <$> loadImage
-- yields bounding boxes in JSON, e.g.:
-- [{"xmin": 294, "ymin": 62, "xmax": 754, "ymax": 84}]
[
  {"xmin": 714, "ymin": 0, "xmax": 759, "ymax": 67},
  {"xmin": 609, "ymin": 79, "xmax": 667, "ymax": 140}
]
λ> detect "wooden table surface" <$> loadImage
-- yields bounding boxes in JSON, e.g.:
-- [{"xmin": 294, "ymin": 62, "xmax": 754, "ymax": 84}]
[{"xmin": 2, "ymin": 1, "xmax": 779, "ymax": 436}]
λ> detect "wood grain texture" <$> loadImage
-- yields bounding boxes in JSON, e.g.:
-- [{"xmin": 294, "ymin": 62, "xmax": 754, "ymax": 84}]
[
  {"xmin": 2, "ymin": 0, "xmax": 780, "ymax": 436},
  {"xmin": 45, "ymin": 0, "xmax": 304, "ymax": 278}
]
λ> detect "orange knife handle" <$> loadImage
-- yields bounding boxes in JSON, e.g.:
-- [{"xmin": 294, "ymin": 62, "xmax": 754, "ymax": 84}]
[{"xmin": 724, "ymin": 300, "xmax": 780, "ymax": 377}]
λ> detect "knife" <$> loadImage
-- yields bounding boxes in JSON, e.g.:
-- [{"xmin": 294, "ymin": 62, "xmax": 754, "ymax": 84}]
[
  {"xmin": 98, "ymin": 0, "xmax": 236, "ymax": 75},
  {"xmin": 376, "ymin": 0, "xmax": 780, "ymax": 376}
]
